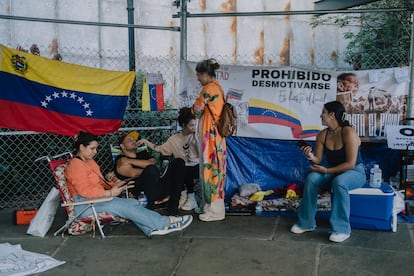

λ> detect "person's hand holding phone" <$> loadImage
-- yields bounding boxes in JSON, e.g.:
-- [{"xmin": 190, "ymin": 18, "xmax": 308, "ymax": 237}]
[
  {"xmin": 297, "ymin": 140, "xmax": 310, "ymax": 149},
  {"xmin": 297, "ymin": 140, "xmax": 314, "ymax": 161}
]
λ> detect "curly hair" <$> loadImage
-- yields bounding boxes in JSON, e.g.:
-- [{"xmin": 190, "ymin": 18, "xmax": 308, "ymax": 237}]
[{"xmin": 177, "ymin": 107, "xmax": 195, "ymax": 128}]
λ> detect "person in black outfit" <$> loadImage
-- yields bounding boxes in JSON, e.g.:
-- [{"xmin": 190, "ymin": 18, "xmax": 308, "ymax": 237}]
[{"xmin": 114, "ymin": 131, "xmax": 184, "ymax": 215}]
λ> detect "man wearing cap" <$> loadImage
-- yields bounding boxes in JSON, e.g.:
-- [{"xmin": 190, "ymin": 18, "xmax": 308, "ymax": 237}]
[{"xmin": 114, "ymin": 131, "xmax": 184, "ymax": 215}]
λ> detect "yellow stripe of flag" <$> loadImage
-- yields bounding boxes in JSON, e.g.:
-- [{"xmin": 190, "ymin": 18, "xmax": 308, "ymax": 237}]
[
  {"xmin": 142, "ymin": 76, "xmax": 150, "ymax": 111},
  {"xmin": 0, "ymin": 45, "xmax": 135, "ymax": 96}
]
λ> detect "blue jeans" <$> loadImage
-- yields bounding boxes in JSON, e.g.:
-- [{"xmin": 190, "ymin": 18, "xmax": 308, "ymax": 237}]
[
  {"xmin": 297, "ymin": 163, "xmax": 366, "ymax": 234},
  {"xmin": 73, "ymin": 195, "xmax": 168, "ymax": 237}
]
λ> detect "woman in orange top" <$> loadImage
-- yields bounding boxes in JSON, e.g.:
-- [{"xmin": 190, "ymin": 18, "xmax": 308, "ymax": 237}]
[
  {"xmin": 64, "ymin": 131, "xmax": 193, "ymax": 237},
  {"xmin": 193, "ymin": 59, "xmax": 226, "ymax": 221}
]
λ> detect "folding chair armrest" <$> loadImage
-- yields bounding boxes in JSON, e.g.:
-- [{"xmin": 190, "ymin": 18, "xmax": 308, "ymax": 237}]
[{"xmin": 61, "ymin": 196, "xmax": 113, "ymax": 207}]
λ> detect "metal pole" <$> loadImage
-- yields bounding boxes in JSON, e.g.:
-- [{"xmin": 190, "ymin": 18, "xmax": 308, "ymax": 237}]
[
  {"xmin": 179, "ymin": 0, "xmax": 188, "ymax": 61},
  {"xmin": 408, "ymin": 6, "xmax": 414, "ymax": 119},
  {"xmin": 98, "ymin": 0, "xmax": 102, "ymax": 68},
  {"xmin": 127, "ymin": 0, "xmax": 135, "ymax": 72}
]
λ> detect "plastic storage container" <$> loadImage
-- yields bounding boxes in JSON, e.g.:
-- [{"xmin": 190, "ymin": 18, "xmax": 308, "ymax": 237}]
[
  {"xmin": 15, "ymin": 209, "xmax": 38, "ymax": 225},
  {"xmin": 349, "ymin": 183, "xmax": 395, "ymax": 232}
]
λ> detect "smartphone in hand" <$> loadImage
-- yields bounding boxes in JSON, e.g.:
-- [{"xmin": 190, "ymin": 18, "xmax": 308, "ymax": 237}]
[{"xmin": 296, "ymin": 140, "xmax": 311, "ymax": 148}]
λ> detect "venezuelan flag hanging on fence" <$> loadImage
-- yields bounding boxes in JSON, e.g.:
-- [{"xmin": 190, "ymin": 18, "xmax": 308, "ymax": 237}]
[
  {"xmin": 226, "ymin": 88, "xmax": 244, "ymax": 100},
  {"xmin": 142, "ymin": 72, "xmax": 165, "ymax": 111},
  {"xmin": 0, "ymin": 45, "xmax": 135, "ymax": 136}
]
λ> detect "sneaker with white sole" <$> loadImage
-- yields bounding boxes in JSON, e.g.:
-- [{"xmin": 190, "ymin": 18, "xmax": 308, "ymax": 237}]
[
  {"xmin": 199, "ymin": 212, "xmax": 225, "ymax": 222},
  {"xmin": 329, "ymin": 232, "xmax": 350, "ymax": 243},
  {"xmin": 181, "ymin": 197, "xmax": 198, "ymax": 211},
  {"xmin": 290, "ymin": 224, "xmax": 314, "ymax": 234},
  {"xmin": 150, "ymin": 215, "xmax": 193, "ymax": 236}
]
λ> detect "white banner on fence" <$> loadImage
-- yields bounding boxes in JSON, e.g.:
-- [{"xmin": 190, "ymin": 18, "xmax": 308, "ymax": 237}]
[
  {"xmin": 180, "ymin": 61, "xmax": 336, "ymax": 140},
  {"xmin": 180, "ymin": 62, "xmax": 409, "ymax": 141}
]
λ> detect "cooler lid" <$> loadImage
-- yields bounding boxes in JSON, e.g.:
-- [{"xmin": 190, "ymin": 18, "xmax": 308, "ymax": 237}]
[{"xmin": 349, "ymin": 187, "xmax": 394, "ymax": 195}]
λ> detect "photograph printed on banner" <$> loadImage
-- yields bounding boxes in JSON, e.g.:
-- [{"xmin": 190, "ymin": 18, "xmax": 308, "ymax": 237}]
[{"xmin": 336, "ymin": 68, "xmax": 409, "ymax": 141}]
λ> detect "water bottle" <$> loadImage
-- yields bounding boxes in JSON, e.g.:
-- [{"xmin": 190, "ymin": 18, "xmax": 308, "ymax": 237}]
[
  {"xmin": 255, "ymin": 203, "xmax": 263, "ymax": 216},
  {"xmin": 138, "ymin": 191, "xmax": 148, "ymax": 207},
  {"xmin": 369, "ymin": 164, "xmax": 382, "ymax": 188}
]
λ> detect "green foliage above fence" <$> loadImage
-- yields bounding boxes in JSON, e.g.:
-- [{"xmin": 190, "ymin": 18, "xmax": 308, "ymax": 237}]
[{"xmin": 311, "ymin": 0, "xmax": 412, "ymax": 70}]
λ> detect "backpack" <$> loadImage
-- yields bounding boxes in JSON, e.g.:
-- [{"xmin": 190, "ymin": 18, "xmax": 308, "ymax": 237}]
[{"xmin": 206, "ymin": 100, "xmax": 237, "ymax": 137}]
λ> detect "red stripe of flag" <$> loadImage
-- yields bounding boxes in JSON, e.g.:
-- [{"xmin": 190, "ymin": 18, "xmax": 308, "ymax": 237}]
[
  {"xmin": 155, "ymin": 83, "xmax": 165, "ymax": 110},
  {"xmin": 0, "ymin": 100, "xmax": 122, "ymax": 136}
]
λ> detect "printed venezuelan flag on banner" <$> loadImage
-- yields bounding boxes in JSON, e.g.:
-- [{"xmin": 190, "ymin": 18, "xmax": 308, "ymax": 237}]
[
  {"xmin": 0, "ymin": 45, "xmax": 135, "ymax": 136},
  {"xmin": 248, "ymin": 98, "xmax": 321, "ymax": 139},
  {"xmin": 142, "ymin": 73, "xmax": 165, "ymax": 111}
]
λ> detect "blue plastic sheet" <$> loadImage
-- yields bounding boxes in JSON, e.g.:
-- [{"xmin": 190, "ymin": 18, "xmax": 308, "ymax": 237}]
[{"xmin": 225, "ymin": 136, "xmax": 400, "ymax": 202}]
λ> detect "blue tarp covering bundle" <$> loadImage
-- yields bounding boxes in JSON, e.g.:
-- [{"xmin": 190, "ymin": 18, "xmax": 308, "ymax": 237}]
[{"xmin": 225, "ymin": 136, "xmax": 400, "ymax": 202}]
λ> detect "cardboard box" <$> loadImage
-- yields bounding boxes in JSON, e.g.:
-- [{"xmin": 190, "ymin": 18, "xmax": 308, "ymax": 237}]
[
  {"xmin": 15, "ymin": 209, "xmax": 38, "ymax": 225},
  {"xmin": 349, "ymin": 184, "xmax": 395, "ymax": 231}
]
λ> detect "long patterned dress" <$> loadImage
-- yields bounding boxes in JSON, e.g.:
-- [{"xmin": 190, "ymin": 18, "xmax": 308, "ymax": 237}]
[{"xmin": 193, "ymin": 79, "xmax": 226, "ymax": 204}]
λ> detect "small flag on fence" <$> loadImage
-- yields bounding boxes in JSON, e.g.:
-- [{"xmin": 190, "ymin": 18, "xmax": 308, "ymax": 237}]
[
  {"xmin": 142, "ymin": 73, "xmax": 165, "ymax": 111},
  {"xmin": 0, "ymin": 44, "xmax": 135, "ymax": 136},
  {"xmin": 226, "ymin": 88, "xmax": 244, "ymax": 100}
]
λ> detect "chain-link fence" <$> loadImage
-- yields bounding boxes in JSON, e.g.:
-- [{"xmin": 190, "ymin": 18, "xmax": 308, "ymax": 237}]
[
  {"xmin": 1, "ymin": 6, "xmax": 412, "ymax": 209},
  {"xmin": 0, "ymin": 107, "xmax": 178, "ymax": 210},
  {"xmin": 0, "ymin": 43, "xmax": 180, "ymax": 209}
]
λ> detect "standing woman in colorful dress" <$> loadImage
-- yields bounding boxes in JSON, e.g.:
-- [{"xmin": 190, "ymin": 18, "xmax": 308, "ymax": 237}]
[{"xmin": 192, "ymin": 58, "xmax": 226, "ymax": 222}]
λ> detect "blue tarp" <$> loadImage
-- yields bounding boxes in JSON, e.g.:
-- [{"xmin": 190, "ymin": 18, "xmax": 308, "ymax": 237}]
[{"xmin": 225, "ymin": 136, "xmax": 400, "ymax": 202}]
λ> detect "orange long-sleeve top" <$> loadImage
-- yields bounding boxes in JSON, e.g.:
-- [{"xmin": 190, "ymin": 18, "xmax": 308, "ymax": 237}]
[{"xmin": 65, "ymin": 157, "xmax": 114, "ymax": 198}]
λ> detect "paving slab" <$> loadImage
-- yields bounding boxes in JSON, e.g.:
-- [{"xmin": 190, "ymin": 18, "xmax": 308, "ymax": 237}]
[{"xmin": 0, "ymin": 209, "xmax": 413, "ymax": 276}]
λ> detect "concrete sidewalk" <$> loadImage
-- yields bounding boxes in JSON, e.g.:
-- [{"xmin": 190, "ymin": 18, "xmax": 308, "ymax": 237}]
[{"xmin": 1, "ymin": 207, "xmax": 413, "ymax": 276}]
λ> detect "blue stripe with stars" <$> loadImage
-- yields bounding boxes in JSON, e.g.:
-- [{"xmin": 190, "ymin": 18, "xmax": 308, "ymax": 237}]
[{"xmin": 0, "ymin": 71, "xmax": 128, "ymax": 119}]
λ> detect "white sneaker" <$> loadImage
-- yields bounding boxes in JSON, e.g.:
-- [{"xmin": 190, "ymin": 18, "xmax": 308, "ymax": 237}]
[
  {"xmin": 199, "ymin": 212, "xmax": 225, "ymax": 222},
  {"xmin": 151, "ymin": 215, "xmax": 193, "ymax": 236},
  {"xmin": 290, "ymin": 224, "xmax": 314, "ymax": 234},
  {"xmin": 181, "ymin": 197, "xmax": 198, "ymax": 211},
  {"xmin": 329, "ymin": 233, "xmax": 350, "ymax": 243}
]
